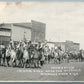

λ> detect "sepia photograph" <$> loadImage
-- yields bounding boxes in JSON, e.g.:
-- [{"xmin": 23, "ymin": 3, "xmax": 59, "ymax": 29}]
[{"xmin": 0, "ymin": 1, "xmax": 84, "ymax": 82}]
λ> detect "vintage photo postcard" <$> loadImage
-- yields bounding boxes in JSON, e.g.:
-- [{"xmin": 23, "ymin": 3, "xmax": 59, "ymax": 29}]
[{"xmin": 0, "ymin": 1, "xmax": 84, "ymax": 82}]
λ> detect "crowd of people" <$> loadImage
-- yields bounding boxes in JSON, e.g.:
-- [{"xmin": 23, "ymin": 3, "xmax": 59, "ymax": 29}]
[
  {"xmin": 0, "ymin": 40, "xmax": 84, "ymax": 68},
  {"xmin": 0, "ymin": 40, "xmax": 49, "ymax": 68}
]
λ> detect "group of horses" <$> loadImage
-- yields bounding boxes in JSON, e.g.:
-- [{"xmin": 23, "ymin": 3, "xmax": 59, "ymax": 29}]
[
  {"xmin": 53, "ymin": 49, "xmax": 84, "ymax": 64},
  {"xmin": 0, "ymin": 41, "xmax": 84, "ymax": 68},
  {"xmin": 0, "ymin": 42, "xmax": 45, "ymax": 68}
]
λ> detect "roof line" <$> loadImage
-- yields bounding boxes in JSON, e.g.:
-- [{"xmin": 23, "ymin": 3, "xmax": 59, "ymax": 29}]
[{"xmin": 13, "ymin": 24, "xmax": 32, "ymax": 29}]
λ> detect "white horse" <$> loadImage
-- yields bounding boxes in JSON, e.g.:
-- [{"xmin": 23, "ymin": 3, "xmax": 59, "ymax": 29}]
[
  {"xmin": 43, "ymin": 46, "xmax": 50, "ymax": 63},
  {"xmin": 63, "ymin": 52, "xmax": 69, "ymax": 63},
  {"xmin": 6, "ymin": 48, "xmax": 11, "ymax": 66},
  {"xmin": 10, "ymin": 49, "xmax": 17, "ymax": 67},
  {"xmin": 54, "ymin": 51, "xmax": 59, "ymax": 64},
  {"xmin": 23, "ymin": 47, "xmax": 29, "ymax": 68},
  {"xmin": 58, "ymin": 50, "xmax": 64, "ymax": 63}
]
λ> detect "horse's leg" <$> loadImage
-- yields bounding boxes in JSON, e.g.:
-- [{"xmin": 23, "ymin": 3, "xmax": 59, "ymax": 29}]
[
  {"xmin": 18, "ymin": 59, "xmax": 20, "ymax": 67},
  {"xmin": 46, "ymin": 56, "xmax": 48, "ymax": 64},
  {"xmin": 23, "ymin": 59, "xmax": 25, "ymax": 68},
  {"xmin": 56, "ymin": 58, "xmax": 58, "ymax": 64},
  {"xmin": 21, "ymin": 59, "xmax": 24, "ymax": 68},
  {"xmin": 9, "ymin": 58, "xmax": 12, "ymax": 67},
  {"xmin": 79, "ymin": 57, "xmax": 80, "ymax": 62},
  {"xmin": 26, "ymin": 59, "xmax": 28, "ymax": 68},
  {"xmin": 2, "ymin": 54, "xmax": 4, "ymax": 66},
  {"xmin": 25, "ymin": 59, "xmax": 27, "ymax": 68},
  {"xmin": 6, "ymin": 57, "xmax": 9, "ymax": 67},
  {"xmin": 12, "ymin": 58, "xmax": 15, "ymax": 67},
  {"xmin": 8, "ymin": 56, "xmax": 11, "ymax": 66},
  {"xmin": 60, "ymin": 57, "xmax": 62, "ymax": 63},
  {"xmin": 33, "ymin": 59, "xmax": 36, "ymax": 68},
  {"xmin": 37, "ymin": 59, "xmax": 40, "ymax": 68},
  {"xmin": 23, "ymin": 59, "xmax": 27, "ymax": 68},
  {"xmin": 55, "ymin": 58, "xmax": 57, "ymax": 64},
  {"xmin": 19, "ymin": 58, "xmax": 22, "ymax": 67},
  {"xmin": 36, "ymin": 59, "xmax": 38, "ymax": 68},
  {"xmin": 11, "ymin": 58, "xmax": 13, "ymax": 67},
  {"xmin": 67, "ymin": 57, "xmax": 69, "ymax": 63},
  {"xmin": 48, "ymin": 55, "xmax": 50, "ymax": 64},
  {"xmin": 54, "ymin": 58, "xmax": 55, "ymax": 64},
  {"xmin": 19, "ymin": 58, "xmax": 22, "ymax": 68},
  {"xmin": 40, "ymin": 60, "xmax": 43, "ymax": 66},
  {"xmin": 14, "ymin": 59, "xmax": 17, "ymax": 67},
  {"xmin": 28, "ymin": 59, "xmax": 30, "ymax": 68},
  {"xmin": 20, "ymin": 59, "xmax": 22, "ymax": 67},
  {"xmin": 59, "ymin": 58, "xmax": 60, "ymax": 64},
  {"xmin": 33, "ymin": 59, "xmax": 35, "ymax": 68}
]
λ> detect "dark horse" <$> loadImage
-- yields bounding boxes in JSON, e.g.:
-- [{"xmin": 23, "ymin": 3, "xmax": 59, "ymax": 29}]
[
  {"xmin": 28, "ymin": 44, "xmax": 43, "ymax": 68},
  {"xmin": 16, "ymin": 47, "xmax": 24, "ymax": 67}
]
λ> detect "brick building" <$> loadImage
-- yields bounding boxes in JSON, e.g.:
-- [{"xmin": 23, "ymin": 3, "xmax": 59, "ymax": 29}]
[{"xmin": 0, "ymin": 20, "xmax": 46, "ymax": 46}]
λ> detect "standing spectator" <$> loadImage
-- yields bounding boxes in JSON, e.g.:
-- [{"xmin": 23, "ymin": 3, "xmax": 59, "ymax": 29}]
[
  {"xmin": 6, "ymin": 47, "xmax": 11, "ymax": 67},
  {"xmin": 2, "ymin": 45, "xmax": 6, "ymax": 66}
]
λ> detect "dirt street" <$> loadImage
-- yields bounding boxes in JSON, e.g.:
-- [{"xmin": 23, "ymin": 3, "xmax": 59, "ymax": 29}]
[{"xmin": 0, "ymin": 61, "xmax": 84, "ymax": 82}]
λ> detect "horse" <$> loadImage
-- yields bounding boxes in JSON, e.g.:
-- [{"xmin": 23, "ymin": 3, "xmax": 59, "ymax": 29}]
[
  {"xmin": 63, "ymin": 52, "xmax": 69, "ymax": 63},
  {"xmin": 57, "ymin": 50, "xmax": 64, "ymax": 64},
  {"xmin": 54, "ymin": 51, "xmax": 59, "ymax": 64},
  {"xmin": 38, "ymin": 47, "xmax": 45, "ymax": 66},
  {"xmin": 81, "ymin": 50, "xmax": 84, "ymax": 61},
  {"xmin": 31, "ymin": 48, "xmax": 41, "ymax": 68},
  {"xmin": 23, "ymin": 47, "xmax": 30, "ymax": 68},
  {"xmin": 78, "ymin": 50, "xmax": 84, "ymax": 62},
  {"xmin": 43, "ymin": 46, "xmax": 49, "ymax": 64},
  {"xmin": 16, "ymin": 47, "xmax": 24, "ymax": 67},
  {"xmin": 6, "ymin": 48, "xmax": 11, "ymax": 67},
  {"xmin": 10, "ymin": 49, "xmax": 17, "ymax": 67}
]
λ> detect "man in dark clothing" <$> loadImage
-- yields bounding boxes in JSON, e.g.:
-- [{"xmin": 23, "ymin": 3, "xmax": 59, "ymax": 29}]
[
  {"xmin": 27, "ymin": 41, "xmax": 34, "ymax": 67},
  {"xmin": 38, "ymin": 43, "xmax": 45, "ymax": 66},
  {"xmin": 2, "ymin": 46, "xmax": 6, "ymax": 66}
]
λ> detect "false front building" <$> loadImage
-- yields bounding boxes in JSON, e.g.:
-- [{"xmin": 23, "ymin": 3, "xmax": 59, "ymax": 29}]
[
  {"xmin": 0, "ymin": 20, "xmax": 46, "ymax": 46},
  {"xmin": 47, "ymin": 40, "xmax": 80, "ymax": 52}
]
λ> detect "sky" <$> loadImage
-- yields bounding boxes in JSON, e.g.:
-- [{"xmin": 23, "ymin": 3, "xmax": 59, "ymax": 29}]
[{"xmin": 0, "ymin": 2, "xmax": 84, "ymax": 49}]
